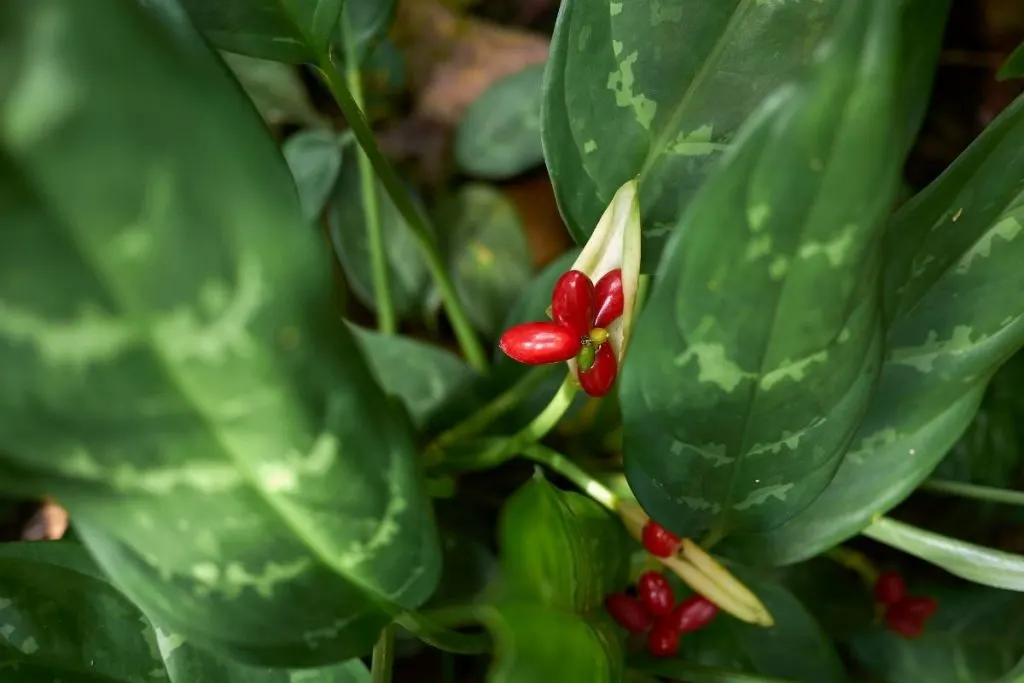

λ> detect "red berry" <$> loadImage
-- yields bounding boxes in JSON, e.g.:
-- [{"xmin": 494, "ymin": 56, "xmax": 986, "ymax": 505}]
[
  {"xmin": 896, "ymin": 596, "xmax": 938, "ymax": 621},
  {"xmin": 604, "ymin": 593, "xmax": 652, "ymax": 634},
  {"xmin": 551, "ymin": 270, "xmax": 595, "ymax": 338},
  {"xmin": 665, "ymin": 595, "xmax": 719, "ymax": 634},
  {"xmin": 642, "ymin": 520, "xmax": 681, "ymax": 558},
  {"xmin": 499, "ymin": 322, "xmax": 581, "ymax": 365},
  {"xmin": 874, "ymin": 571, "xmax": 906, "ymax": 606},
  {"xmin": 647, "ymin": 619, "xmax": 681, "ymax": 657},
  {"xmin": 637, "ymin": 571, "xmax": 675, "ymax": 617},
  {"xmin": 884, "ymin": 607, "xmax": 925, "ymax": 639},
  {"xmin": 594, "ymin": 269, "xmax": 624, "ymax": 328},
  {"xmin": 578, "ymin": 343, "xmax": 617, "ymax": 397}
]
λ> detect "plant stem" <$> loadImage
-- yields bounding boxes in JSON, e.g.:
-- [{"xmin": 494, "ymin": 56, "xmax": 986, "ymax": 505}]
[
  {"xmin": 396, "ymin": 612, "xmax": 489, "ymax": 655},
  {"xmin": 429, "ymin": 366, "xmax": 549, "ymax": 450},
  {"xmin": 342, "ymin": 30, "xmax": 395, "ymax": 335},
  {"xmin": 922, "ymin": 479, "xmax": 1024, "ymax": 506},
  {"xmin": 523, "ymin": 444, "xmax": 618, "ymax": 511},
  {"xmin": 316, "ymin": 52, "xmax": 488, "ymax": 373},
  {"xmin": 371, "ymin": 624, "xmax": 396, "ymax": 683},
  {"xmin": 824, "ymin": 546, "xmax": 879, "ymax": 586}
]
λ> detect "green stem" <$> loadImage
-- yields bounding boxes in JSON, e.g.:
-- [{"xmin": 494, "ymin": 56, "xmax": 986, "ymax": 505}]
[
  {"xmin": 316, "ymin": 52, "xmax": 488, "ymax": 373},
  {"xmin": 922, "ymin": 479, "xmax": 1024, "ymax": 506},
  {"xmin": 429, "ymin": 366, "xmax": 549, "ymax": 450},
  {"xmin": 824, "ymin": 546, "xmax": 879, "ymax": 586},
  {"xmin": 342, "ymin": 31, "xmax": 395, "ymax": 335},
  {"xmin": 395, "ymin": 612, "xmax": 489, "ymax": 655},
  {"xmin": 523, "ymin": 444, "xmax": 618, "ymax": 511},
  {"xmin": 371, "ymin": 624, "xmax": 396, "ymax": 683}
]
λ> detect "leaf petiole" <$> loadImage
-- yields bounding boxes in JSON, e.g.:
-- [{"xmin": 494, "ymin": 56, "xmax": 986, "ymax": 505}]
[
  {"xmin": 371, "ymin": 623, "xmax": 396, "ymax": 683},
  {"xmin": 522, "ymin": 444, "xmax": 618, "ymax": 511},
  {"xmin": 921, "ymin": 479, "xmax": 1024, "ymax": 506}
]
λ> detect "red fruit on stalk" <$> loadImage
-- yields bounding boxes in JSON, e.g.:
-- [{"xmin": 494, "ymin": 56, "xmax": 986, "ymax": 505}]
[
  {"xmin": 604, "ymin": 593, "xmax": 652, "ymax": 634},
  {"xmin": 637, "ymin": 571, "xmax": 675, "ymax": 617},
  {"xmin": 641, "ymin": 520, "xmax": 681, "ymax": 558},
  {"xmin": 666, "ymin": 595, "xmax": 719, "ymax": 634},
  {"xmin": 647, "ymin": 620, "xmax": 681, "ymax": 657},
  {"xmin": 578, "ymin": 343, "xmax": 617, "ymax": 397},
  {"xmin": 552, "ymin": 270, "xmax": 595, "ymax": 338},
  {"xmin": 884, "ymin": 608, "xmax": 925, "ymax": 639},
  {"xmin": 896, "ymin": 596, "xmax": 938, "ymax": 621},
  {"xmin": 594, "ymin": 269, "xmax": 624, "ymax": 328},
  {"xmin": 499, "ymin": 322, "xmax": 581, "ymax": 365},
  {"xmin": 874, "ymin": 571, "xmax": 906, "ymax": 606}
]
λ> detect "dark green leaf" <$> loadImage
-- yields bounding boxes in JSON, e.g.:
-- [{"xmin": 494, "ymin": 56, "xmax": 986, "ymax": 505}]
[
  {"xmin": 863, "ymin": 517, "xmax": 1024, "ymax": 591},
  {"xmin": 221, "ymin": 53, "xmax": 324, "ymax": 127},
  {"xmin": 719, "ymin": 93, "xmax": 1024, "ymax": 565},
  {"xmin": 998, "ymin": 41, "xmax": 1024, "ymax": 82},
  {"xmin": 341, "ymin": 0, "xmax": 397, "ymax": 66},
  {"xmin": 666, "ymin": 569, "xmax": 848, "ymax": 683},
  {"xmin": 456, "ymin": 64, "xmax": 545, "ymax": 180},
  {"xmin": 283, "ymin": 128, "xmax": 344, "ymax": 222},
  {"xmin": 542, "ymin": 0, "xmax": 946, "ymax": 266},
  {"xmin": 499, "ymin": 475, "xmax": 630, "ymax": 612},
  {"xmin": 481, "ymin": 604, "xmax": 623, "ymax": 683},
  {"xmin": 630, "ymin": 659, "xmax": 797, "ymax": 683},
  {"xmin": 0, "ymin": 0, "xmax": 439, "ymax": 666},
  {"xmin": 769, "ymin": 558, "xmax": 874, "ymax": 642},
  {"xmin": 437, "ymin": 184, "xmax": 534, "ymax": 338},
  {"xmin": 0, "ymin": 541, "xmax": 371, "ymax": 682},
  {"xmin": 328, "ymin": 140, "xmax": 432, "ymax": 319},
  {"xmin": 348, "ymin": 323, "xmax": 482, "ymax": 429},
  {"xmin": 621, "ymin": 1, "xmax": 899, "ymax": 539},
  {"xmin": 172, "ymin": 0, "xmax": 344, "ymax": 63},
  {"xmin": 849, "ymin": 582, "xmax": 1024, "ymax": 683}
]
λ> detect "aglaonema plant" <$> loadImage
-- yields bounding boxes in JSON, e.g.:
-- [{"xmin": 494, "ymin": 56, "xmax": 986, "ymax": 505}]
[{"xmin": 2, "ymin": 0, "xmax": 1024, "ymax": 681}]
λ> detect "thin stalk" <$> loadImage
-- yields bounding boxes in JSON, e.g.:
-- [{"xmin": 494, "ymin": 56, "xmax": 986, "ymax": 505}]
[
  {"xmin": 523, "ymin": 444, "xmax": 618, "ymax": 511},
  {"xmin": 317, "ymin": 52, "xmax": 488, "ymax": 373},
  {"xmin": 342, "ymin": 28, "xmax": 395, "ymax": 335},
  {"xmin": 396, "ymin": 612, "xmax": 489, "ymax": 655},
  {"xmin": 371, "ymin": 624, "xmax": 396, "ymax": 683},
  {"xmin": 922, "ymin": 479, "xmax": 1024, "ymax": 506}
]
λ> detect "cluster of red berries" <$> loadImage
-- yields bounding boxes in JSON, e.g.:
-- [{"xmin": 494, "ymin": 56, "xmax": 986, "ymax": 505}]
[
  {"xmin": 499, "ymin": 269, "xmax": 624, "ymax": 397},
  {"xmin": 874, "ymin": 571, "xmax": 938, "ymax": 638},
  {"xmin": 605, "ymin": 573, "xmax": 719, "ymax": 656}
]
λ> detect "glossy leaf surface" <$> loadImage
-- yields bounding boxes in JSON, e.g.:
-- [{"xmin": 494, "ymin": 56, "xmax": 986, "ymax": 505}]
[
  {"xmin": 456, "ymin": 64, "xmax": 546, "ymax": 180},
  {"xmin": 438, "ymin": 184, "xmax": 534, "ymax": 338},
  {"xmin": 348, "ymin": 324, "xmax": 481, "ymax": 430},
  {"xmin": 283, "ymin": 128, "xmax": 344, "ymax": 222},
  {"xmin": 221, "ymin": 53, "xmax": 323, "ymax": 127},
  {"xmin": 621, "ymin": 1, "xmax": 899, "ymax": 539},
  {"xmin": 0, "ymin": 541, "xmax": 371, "ymax": 682},
  {"xmin": 863, "ymin": 517, "xmax": 1024, "ymax": 592},
  {"xmin": 0, "ymin": 0, "xmax": 439, "ymax": 666},
  {"xmin": 499, "ymin": 476, "xmax": 630, "ymax": 611},
  {"xmin": 721, "ymin": 93, "xmax": 1024, "ymax": 565},
  {"xmin": 850, "ymin": 582, "xmax": 1024, "ymax": 683},
  {"xmin": 542, "ymin": 0, "xmax": 843, "ymax": 261},
  {"xmin": 998, "ymin": 41, "xmax": 1024, "ymax": 81},
  {"xmin": 328, "ymin": 140, "xmax": 432, "ymax": 320}
]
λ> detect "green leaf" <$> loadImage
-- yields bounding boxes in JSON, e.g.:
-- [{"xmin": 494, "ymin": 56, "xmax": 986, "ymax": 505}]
[
  {"xmin": 456, "ymin": 64, "xmax": 545, "ymax": 180},
  {"xmin": 437, "ymin": 184, "xmax": 534, "ymax": 338},
  {"xmin": 172, "ymin": 0, "xmax": 344, "ymax": 63},
  {"xmin": 0, "ymin": 541, "xmax": 371, "ymax": 682},
  {"xmin": 481, "ymin": 604, "xmax": 623, "ymax": 683},
  {"xmin": 348, "ymin": 323, "xmax": 482, "ymax": 430},
  {"xmin": 621, "ymin": 1, "xmax": 900, "ymax": 539},
  {"xmin": 0, "ymin": 0, "xmax": 439, "ymax": 666},
  {"xmin": 541, "ymin": 0, "xmax": 845, "ymax": 263},
  {"xmin": 719, "ymin": 92, "xmax": 1024, "ymax": 565},
  {"xmin": 328, "ymin": 140, "xmax": 432, "ymax": 320},
  {"xmin": 341, "ymin": 0, "xmax": 397, "ymax": 66},
  {"xmin": 862, "ymin": 517, "xmax": 1024, "ymax": 592},
  {"xmin": 998, "ymin": 41, "xmax": 1024, "ymax": 81},
  {"xmin": 849, "ymin": 582, "xmax": 1024, "ymax": 683},
  {"xmin": 659, "ymin": 569, "xmax": 848, "ymax": 683},
  {"xmin": 630, "ymin": 660, "xmax": 797, "ymax": 683},
  {"xmin": 283, "ymin": 128, "xmax": 344, "ymax": 222},
  {"xmin": 499, "ymin": 475, "xmax": 630, "ymax": 612},
  {"xmin": 221, "ymin": 53, "xmax": 324, "ymax": 127}
]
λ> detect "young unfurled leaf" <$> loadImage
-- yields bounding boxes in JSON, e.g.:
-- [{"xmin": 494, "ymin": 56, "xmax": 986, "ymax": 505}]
[
  {"xmin": 621, "ymin": 1, "xmax": 900, "ymax": 540},
  {"xmin": 720, "ymin": 92, "xmax": 1024, "ymax": 565},
  {"xmin": 0, "ymin": 541, "xmax": 371, "ymax": 682},
  {"xmin": 0, "ymin": 0, "xmax": 439, "ymax": 666}
]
